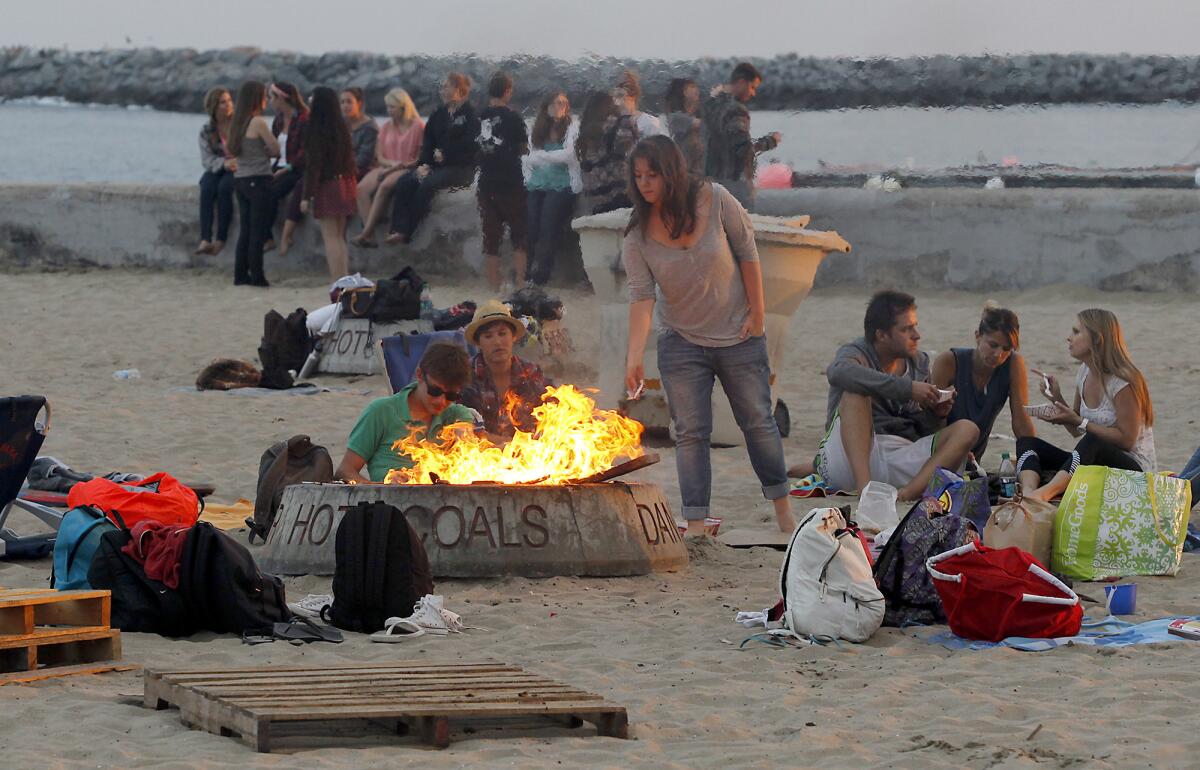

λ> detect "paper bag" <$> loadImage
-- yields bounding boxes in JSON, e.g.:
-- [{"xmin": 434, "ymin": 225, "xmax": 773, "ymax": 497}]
[{"xmin": 983, "ymin": 497, "xmax": 1056, "ymax": 566}]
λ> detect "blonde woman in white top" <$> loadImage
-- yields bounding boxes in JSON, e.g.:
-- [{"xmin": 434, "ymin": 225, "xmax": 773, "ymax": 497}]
[{"xmin": 1016, "ymin": 308, "xmax": 1156, "ymax": 501}]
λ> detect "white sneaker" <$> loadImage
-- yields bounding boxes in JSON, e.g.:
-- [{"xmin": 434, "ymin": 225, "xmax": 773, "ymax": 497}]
[
  {"xmin": 403, "ymin": 595, "xmax": 449, "ymax": 635},
  {"xmin": 288, "ymin": 593, "xmax": 333, "ymax": 620}
]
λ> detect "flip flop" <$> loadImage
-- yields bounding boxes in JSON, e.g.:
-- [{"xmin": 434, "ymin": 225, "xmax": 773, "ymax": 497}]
[
  {"xmin": 272, "ymin": 616, "xmax": 344, "ymax": 644},
  {"xmin": 370, "ymin": 618, "xmax": 426, "ymax": 643}
]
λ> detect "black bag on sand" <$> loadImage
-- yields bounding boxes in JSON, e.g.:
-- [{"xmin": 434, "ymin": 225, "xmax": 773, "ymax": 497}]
[
  {"xmin": 249, "ymin": 435, "xmax": 334, "ymax": 543},
  {"xmin": 87, "ymin": 529, "xmax": 197, "ymax": 637},
  {"xmin": 327, "ymin": 501, "xmax": 433, "ymax": 633},
  {"xmin": 369, "ymin": 267, "xmax": 424, "ymax": 323},
  {"xmin": 179, "ymin": 522, "xmax": 290, "ymax": 634},
  {"xmin": 259, "ymin": 308, "xmax": 312, "ymax": 389}
]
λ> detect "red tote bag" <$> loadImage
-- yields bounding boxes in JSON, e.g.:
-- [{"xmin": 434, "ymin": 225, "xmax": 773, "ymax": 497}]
[
  {"xmin": 66, "ymin": 472, "xmax": 201, "ymax": 528},
  {"xmin": 926, "ymin": 542, "xmax": 1082, "ymax": 642}
]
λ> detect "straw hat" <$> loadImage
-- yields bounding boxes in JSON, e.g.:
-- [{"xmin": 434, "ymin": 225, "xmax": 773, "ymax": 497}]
[{"xmin": 465, "ymin": 299, "xmax": 526, "ymax": 343}]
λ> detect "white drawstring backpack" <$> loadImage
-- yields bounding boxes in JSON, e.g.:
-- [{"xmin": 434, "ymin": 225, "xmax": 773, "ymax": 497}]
[{"xmin": 778, "ymin": 507, "xmax": 885, "ymax": 643}]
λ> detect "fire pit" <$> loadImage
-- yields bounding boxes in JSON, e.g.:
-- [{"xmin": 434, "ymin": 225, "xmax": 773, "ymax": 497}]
[{"xmin": 257, "ymin": 384, "xmax": 688, "ymax": 577}]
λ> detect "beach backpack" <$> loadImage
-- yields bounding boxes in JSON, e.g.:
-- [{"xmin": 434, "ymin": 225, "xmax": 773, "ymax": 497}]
[
  {"xmin": 66, "ymin": 472, "xmax": 201, "ymax": 529},
  {"xmin": 369, "ymin": 266, "xmax": 425, "ymax": 323},
  {"xmin": 178, "ymin": 522, "xmax": 290, "ymax": 634},
  {"xmin": 259, "ymin": 308, "xmax": 312, "ymax": 389},
  {"xmin": 777, "ymin": 507, "xmax": 885, "ymax": 642},
  {"xmin": 87, "ymin": 527, "xmax": 197, "ymax": 637},
  {"xmin": 326, "ymin": 502, "xmax": 432, "ymax": 633},
  {"xmin": 51, "ymin": 506, "xmax": 121, "ymax": 590},
  {"xmin": 872, "ymin": 497, "xmax": 974, "ymax": 627},
  {"xmin": 248, "ymin": 435, "xmax": 334, "ymax": 543}
]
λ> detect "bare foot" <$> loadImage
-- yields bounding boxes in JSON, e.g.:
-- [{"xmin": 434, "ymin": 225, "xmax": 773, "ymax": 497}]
[
  {"xmin": 279, "ymin": 235, "xmax": 293, "ymax": 257},
  {"xmin": 787, "ymin": 459, "xmax": 815, "ymax": 478},
  {"xmin": 209, "ymin": 240, "xmax": 225, "ymax": 256},
  {"xmin": 384, "ymin": 232, "xmax": 409, "ymax": 245},
  {"xmin": 194, "ymin": 241, "xmax": 212, "ymax": 255},
  {"xmin": 263, "ymin": 239, "xmax": 277, "ymax": 252},
  {"xmin": 351, "ymin": 234, "xmax": 378, "ymax": 248}
]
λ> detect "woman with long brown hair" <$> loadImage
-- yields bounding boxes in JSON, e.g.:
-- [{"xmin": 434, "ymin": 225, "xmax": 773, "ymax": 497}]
[
  {"xmin": 267, "ymin": 81, "xmax": 309, "ymax": 256},
  {"xmin": 196, "ymin": 87, "xmax": 236, "ymax": 256},
  {"xmin": 1017, "ymin": 308, "xmax": 1156, "ymax": 500},
  {"xmin": 300, "ymin": 86, "xmax": 358, "ymax": 279},
  {"xmin": 622, "ymin": 135, "xmax": 792, "ymax": 537},
  {"xmin": 576, "ymin": 91, "xmax": 637, "ymax": 215},
  {"xmin": 227, "ymin": 80, "xmax": 280, "ymax": 286},
  {"xmin": 523, "ymin": 90, "xmax": 579, "ymax": 284}
]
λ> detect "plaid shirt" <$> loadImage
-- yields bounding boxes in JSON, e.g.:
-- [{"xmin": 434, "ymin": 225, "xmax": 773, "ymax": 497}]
[
  {"xmin": 460, "ymin": 353, "xmax": 551, "ymax": 438},
  {"xmin": 702, "ymin": 92, "xmax": 777, "ymax": 182}
]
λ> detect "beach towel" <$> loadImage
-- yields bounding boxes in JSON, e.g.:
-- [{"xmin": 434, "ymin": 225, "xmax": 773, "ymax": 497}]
[
  {"xmin": 925, "ymin": 615, "xmax": 1200, "ymax": 651},
  {"xmin": 788, "ymin": 473, "xmax": 851, "ymax": 498},
  {"xmin": 1052, "ymin": 466, "xmax": 1191, "ymax": 580}
]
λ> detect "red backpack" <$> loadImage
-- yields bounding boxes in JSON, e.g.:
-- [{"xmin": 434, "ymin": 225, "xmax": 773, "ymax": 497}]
[{"xmin": 66, "ymin": 472, "xmax": 201, "ymax": 528}]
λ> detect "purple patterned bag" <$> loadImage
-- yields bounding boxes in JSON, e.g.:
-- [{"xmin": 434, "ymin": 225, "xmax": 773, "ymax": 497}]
[{"xmin": 872, "ymin": 497, "xmax": 973, "ymax": 627}]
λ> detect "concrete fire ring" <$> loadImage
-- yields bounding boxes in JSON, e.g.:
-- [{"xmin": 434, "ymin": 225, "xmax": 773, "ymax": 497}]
[{"xmin": 256, "ymin": 481, "xmax": 689, "ymax": 578}]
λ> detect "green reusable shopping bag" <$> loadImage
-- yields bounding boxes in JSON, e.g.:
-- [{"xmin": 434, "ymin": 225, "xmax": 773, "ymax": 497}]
[{"xmin": 1051, "ymin": 465, "xmax": 1192, "ymax": 580}]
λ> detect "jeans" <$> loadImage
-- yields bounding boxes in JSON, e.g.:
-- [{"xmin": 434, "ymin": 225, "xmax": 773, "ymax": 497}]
[
  {"xmin": 527, "ymin": 188, "xmax": 577, "ymax": 284},
  {"xmin": 199, "ymin": 169, "xmax": 235, "ymax": 242},
  {"xmin": 234, "ymin": 175, "xmax": 274, "ymax": 284},
  {"xmin": 270, "ymin": 166, "xmax": 304, "ymax": 225},
  {"xmin": 1182, "ymin": 446, "xmax": 1200, "ymax": 514},
  {"xmin": 389, "ymin": 166, "xmax": 475, "ymax": 239},
  {"xmin": 656, "ymin": 329, "xmax": 789, "ymax": 520}
]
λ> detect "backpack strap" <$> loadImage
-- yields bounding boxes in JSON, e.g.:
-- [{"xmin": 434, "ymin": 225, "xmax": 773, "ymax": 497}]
[{"xmin": 364, "ymin": 503, "xmax": 393, "ymax": 616}]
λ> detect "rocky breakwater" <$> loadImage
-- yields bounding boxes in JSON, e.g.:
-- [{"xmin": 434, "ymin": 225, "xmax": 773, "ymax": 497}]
[{"xmin": 3, "ymin": 47, "xmax": 1200, "ymax": 113}]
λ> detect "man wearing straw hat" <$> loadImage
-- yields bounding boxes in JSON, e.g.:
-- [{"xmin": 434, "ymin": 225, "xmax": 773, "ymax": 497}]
[{"xmin": 460, "ymin": 299, "xmax": 552, "ymax": 439}]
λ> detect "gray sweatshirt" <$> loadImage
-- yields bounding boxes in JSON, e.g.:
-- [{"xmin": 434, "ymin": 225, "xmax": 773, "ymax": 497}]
[{"xmin": 824, "ymin": 337, "xmax": 943, "ymax": 442}]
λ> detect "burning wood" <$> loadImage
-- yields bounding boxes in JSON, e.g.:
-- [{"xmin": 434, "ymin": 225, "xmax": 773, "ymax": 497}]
[{"xmin": 384, "ymin": 384, "xmax": 644, "ymax": 486}]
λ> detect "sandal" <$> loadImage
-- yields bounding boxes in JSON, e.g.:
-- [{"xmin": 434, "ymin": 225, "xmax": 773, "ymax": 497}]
[
  {"xmin": 272, "ymin": 616, "xmax": 344, "ymax": 644},
  {"xmin": 370, "ymin": 617, "xmax": 426, "ymax": 643}
]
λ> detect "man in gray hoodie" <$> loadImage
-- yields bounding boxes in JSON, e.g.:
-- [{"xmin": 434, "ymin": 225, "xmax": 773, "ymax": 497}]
[{"xmin": 812, "ymin": 290, "xmax": 978, "ymax": 501}]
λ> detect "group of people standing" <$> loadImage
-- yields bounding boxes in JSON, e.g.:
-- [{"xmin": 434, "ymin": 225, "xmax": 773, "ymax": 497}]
[{"xmin": 195, "ymin": 62, "xmax": 783, "ymax": 289}]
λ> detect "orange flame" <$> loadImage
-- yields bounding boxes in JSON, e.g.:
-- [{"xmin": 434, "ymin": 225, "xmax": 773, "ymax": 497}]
[{"xmin": 384, "ymin": 384, "xmax": 643, "ymax": 485}]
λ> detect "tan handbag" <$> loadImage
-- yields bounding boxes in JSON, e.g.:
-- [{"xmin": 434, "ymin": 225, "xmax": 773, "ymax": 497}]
[{"xmin": 983, "ymin": 496, "xmax": 1057, "ymax": 566}]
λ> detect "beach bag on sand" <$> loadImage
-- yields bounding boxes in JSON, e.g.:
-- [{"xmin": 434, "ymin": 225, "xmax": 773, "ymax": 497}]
[
  {"xmin": 259, "ymin": 308, "xmax": 312, "ymax": 389},
  {"xmin": 873, "ymin": 498, "xmax": 974, "ymax": 627},
  {"xmin": 1051, "ymin": 466, "xmax": 1191, "ymax": 580},
  {"xmin": 249, "ymin": 435, "xmax": 334, "ymax": 543},
  {"xmin": 327, "ymin": 502, "xmax": 433, "ymax": 633},
  {"xmin": 67, "ymin": 472, "xmax": 201, "ymax": 529},
  {"xmin": 778, "ymin": 507, "xmax": 884, "ymax": 642},
  {"xmin": 52, "ymin": 506, "xmax": 119, "ymax": 590},
  {"xmin": 983, "ymin": 496, "xmax": 1057, "ymax": 566},
  {"xmin": 927, "ymin": 542, "xmax": 1082, "ymax": 642},
  {"xmin": 368, "ymin": 267, "xmax": 424, "ymax": 323},
  {"xmin": 178, "ymin": 522, "xmax": 289, "ymax": 634},
  {"xmin": 924, "ymin": 467, "xmax": 991, "ymax": 533},
  {"xmin": 88, "ymin": 528, "xmax": 197, "ymax": 636}
]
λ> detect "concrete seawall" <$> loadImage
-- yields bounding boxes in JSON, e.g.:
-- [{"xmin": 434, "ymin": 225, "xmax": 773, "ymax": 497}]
[{"xmin": 3, "ymin": 184, "xmax": 1199, "ymax": 291}]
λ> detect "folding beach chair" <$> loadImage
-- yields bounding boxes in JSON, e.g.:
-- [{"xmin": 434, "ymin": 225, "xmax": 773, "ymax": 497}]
[
  {"xmin": 0, "ymin": 396, "xmax": 65, "ymax": 559},
  {"xmin": 378, "ymin": 331, "xmax": 472, "ymax": 394}
]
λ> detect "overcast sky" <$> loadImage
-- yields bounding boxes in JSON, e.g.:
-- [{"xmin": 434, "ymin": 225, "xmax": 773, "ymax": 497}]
[{"xmin": 6, "ymin": 0, "xmax": 1200, "ymax": 60}]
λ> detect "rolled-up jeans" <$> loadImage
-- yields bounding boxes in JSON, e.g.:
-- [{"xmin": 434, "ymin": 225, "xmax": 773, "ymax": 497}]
[{"xmin": 656, "ymin": 329, "xmax": 789, "ymax": 520}]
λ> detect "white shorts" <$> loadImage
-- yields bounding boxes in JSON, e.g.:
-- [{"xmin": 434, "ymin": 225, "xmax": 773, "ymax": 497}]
[{"xmin": 814, "ymin": 414, "xmax": 937, "ymax": 492}]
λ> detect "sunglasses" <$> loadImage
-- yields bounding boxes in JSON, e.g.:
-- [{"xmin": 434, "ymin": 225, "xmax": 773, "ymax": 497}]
[{"xmin": 423, "ymin": 378, "xmax": 461, "ymax": 402}]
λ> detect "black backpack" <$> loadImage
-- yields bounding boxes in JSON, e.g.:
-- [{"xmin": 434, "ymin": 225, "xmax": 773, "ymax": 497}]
[
  {"xmin": 369, "ymin": 267, "xmax": 424, "ymax": 323},
  {"xmin": 178, "ymin": 522, "xmax": 290, "ymax": 634},
  {"xmin": 259, "ymin": 308, "xmax": 312, "ymax": 389},
  {"xmin": 87, "ymin": 528, "xmax": 198, "ymax": 637},
  {"xmin": 327, "ymin": 502, "xmax": 423, "ymax": 633}
]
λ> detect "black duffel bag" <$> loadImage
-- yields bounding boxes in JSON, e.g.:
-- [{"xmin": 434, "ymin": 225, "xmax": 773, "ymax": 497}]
[
  {"xmin": 88, "ymin": 528, "xmax": 198, "ymax": 637},
  {"xmin": 369, "ymin": 266, "xmax": 424, "ymax": 323}
]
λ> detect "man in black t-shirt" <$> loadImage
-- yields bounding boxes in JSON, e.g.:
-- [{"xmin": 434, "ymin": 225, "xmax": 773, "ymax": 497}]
[
  {"xmin": 475, "ymin": 72, "xmax": 530, "ymax": 290},
  {"xmin": 386, "ymin": 72, "xmax": 480, "ymax": 245}
]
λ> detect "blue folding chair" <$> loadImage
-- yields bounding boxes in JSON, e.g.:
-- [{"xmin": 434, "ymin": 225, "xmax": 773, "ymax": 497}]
[
  {"xmin": 0, "ymin": 396, "xmax": 65, "ymax": 559},
  {"xmin": 378, "ymin": 331, "xmax": 474, "ymax": 394}
]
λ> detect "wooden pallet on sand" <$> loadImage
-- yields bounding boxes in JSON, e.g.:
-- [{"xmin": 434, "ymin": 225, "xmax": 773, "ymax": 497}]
[
  {"xmin": 0, "ymin": 587, "xmax": 131, "ymax": 684},
  {"xmin": 143, "ymin": 661, "xmax": 630, "ymax": 752}
]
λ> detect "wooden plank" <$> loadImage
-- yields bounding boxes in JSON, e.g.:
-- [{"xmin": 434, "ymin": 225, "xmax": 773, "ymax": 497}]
[
  {"xmin": 569, "ymin": 453, "xmax": 660, "ymax": 484},
  {"xmin": 244, "ymin": 701, "xmax": 626, "ymax": 721},
  {"xmin": 0, "ymin": 626, "xmax": 116, "ymax": 651},
  {"xmin": 224, "ymin": 688, "xmax": 596, "ymax": 708},
  {"xmin": 0, "ymin": 606, "xmax": 34, "ymax": 636},
  {"xmin": 0, "ymin": 662, "xmax": 137, "ymax": 686},
  {"xmin": 145, "ymin": 661, "xmax": 511, "ymax": 679},
  {"xmin": 32, "ymin": 594, "xmax": 108, "ymax": 629},
  {"xmin": 185, "ymin": 673, "xmax": 554, "ymax": 694},
  {"xmin": 191, "ymin": 680, "xmax": 579, "ymax": 700},
  {"xmin": 0, "ymin": 589, "xmax": 110, "ymax": 608}
]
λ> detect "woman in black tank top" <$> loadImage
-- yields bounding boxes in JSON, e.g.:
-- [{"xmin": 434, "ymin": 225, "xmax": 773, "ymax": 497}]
[{"xmin": 931, "ymin": 304, "xmax": 1036, "ymax": 462}]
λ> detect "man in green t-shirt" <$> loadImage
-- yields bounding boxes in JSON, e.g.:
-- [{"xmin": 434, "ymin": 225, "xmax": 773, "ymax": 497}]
[{"xmin": 337, "ymin": 343, "xmax": 482, "ymax": 482}]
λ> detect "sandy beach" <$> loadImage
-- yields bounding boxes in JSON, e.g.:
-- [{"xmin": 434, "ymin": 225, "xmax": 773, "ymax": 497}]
[{"xmin": 2, "ymin": 268, "xmax": 1199, "ymax": 768}]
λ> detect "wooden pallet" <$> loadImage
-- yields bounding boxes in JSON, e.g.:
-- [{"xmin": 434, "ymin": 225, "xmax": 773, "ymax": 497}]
[
  {"xmin": 0, "ymin": 588, "xmax": 124, "ymax": 682},
  {"xmin": 144, "ymin": 661, "xmax": 630, "ymax": 752}
]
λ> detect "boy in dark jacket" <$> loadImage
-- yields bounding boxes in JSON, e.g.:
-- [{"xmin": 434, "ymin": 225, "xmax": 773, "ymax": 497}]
[
  {"xmin": 475, "ymin": 72, "xmax": 530, "ymax": 290},
  {"xmin": 387, "ymin": 72, "xmax": 480, "ymax": 244}
]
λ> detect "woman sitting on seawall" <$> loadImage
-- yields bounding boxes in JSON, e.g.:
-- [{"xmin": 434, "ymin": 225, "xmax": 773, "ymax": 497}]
[
  {"xmin": 227, "ymin": 80, "xmax": 281, "ymax": 286},
  {"xmin": 196, "ymin": 87, "xmax": 236, "ymax": 257},
  {"xmin": 523, "ymin": 90, "xmax": 581, "ymax": 285},
  {"xmin": 930, "ymin": 302, "xmax": 1036, "ymax": 463},
  {"xmin": 301, "ymin": 86, "xmax": 359, "ymax": 280},
  {"xmin": 576, "ymin": 91, "xmax": 638, "ymax": 215},
  {"xmin": 623, "ymin": 136, "xmax": 794, "ymax": 536},
  {"xmin": 1017, "ymin": 308, "xmax": 1156, "ymax": 501},
  {"xmin": 353, "ymin": 88, "xmax": 425, "ymax": 247},
  {"xmin": 340, "ymin": 87, "xmax": 379, "ymax": 181},
  {"xmin": 268, "ymin": 82, "xmax": 310, "ymax": 257}
]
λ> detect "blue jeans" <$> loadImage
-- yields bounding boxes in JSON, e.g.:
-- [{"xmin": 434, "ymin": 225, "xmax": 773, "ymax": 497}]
[{"xmin": 657, "ymin": 329, "xmax": 789, "ymax": 520}]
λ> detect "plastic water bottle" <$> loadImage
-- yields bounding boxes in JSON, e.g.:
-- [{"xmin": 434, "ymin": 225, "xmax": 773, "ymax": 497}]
[
  {"xmin": 419, "ymin": 286, "xmax": 434, "ymax": 320},
  {"xmin": 999, "ymin": 452, "xmax": 1017, "ymax": 498},
  {"xmin": 112, "ymin": 369, "xmax": 141, "ymax": 380}
]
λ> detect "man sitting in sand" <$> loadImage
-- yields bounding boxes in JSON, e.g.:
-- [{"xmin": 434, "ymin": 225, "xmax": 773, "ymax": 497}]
[
  {"xmin": 337, "ymin": 343, "xmax": 482, "ymax": 482},
  {"xmin": 799, "ymin": 290, "xmax": 979, "ymax": 501},
  {"xmin": 459, "ymin": 300, "xmax": 552, "ymax": 440}
]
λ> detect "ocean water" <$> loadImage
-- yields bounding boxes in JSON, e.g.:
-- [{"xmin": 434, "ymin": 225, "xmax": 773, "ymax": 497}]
[{"xmin": 1, "ymin": 99, "xmax": 1199, "ymax": 184}]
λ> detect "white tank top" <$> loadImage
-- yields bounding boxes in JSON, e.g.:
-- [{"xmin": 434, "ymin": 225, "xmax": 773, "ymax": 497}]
[{"xmin": 1075, "ymin": 363, "xmax": 1156, "ymax": 471}]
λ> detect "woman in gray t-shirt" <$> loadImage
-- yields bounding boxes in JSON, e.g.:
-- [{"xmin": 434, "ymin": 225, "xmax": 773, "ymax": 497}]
[{"xmin": 622, "ymin": 136, "xmax": 792, "ymax": 537}]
